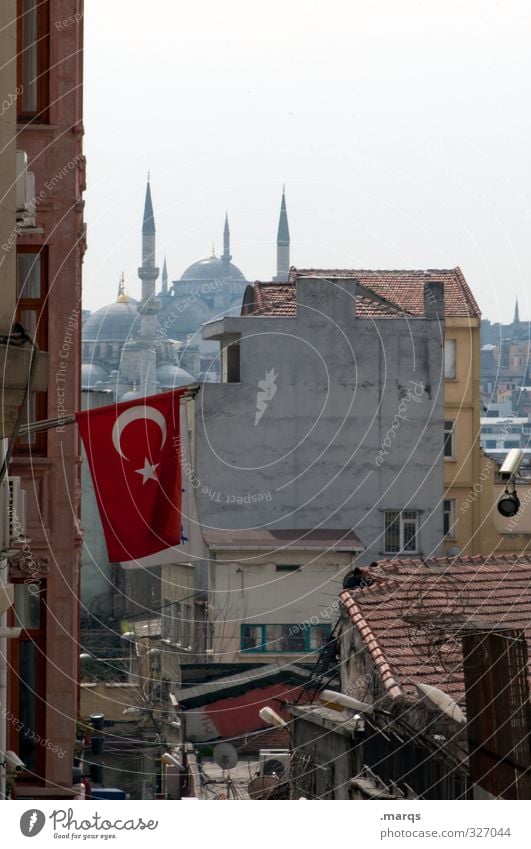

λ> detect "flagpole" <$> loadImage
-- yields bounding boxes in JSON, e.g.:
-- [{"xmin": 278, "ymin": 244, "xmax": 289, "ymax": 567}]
[{"xmin": 17, "ymin": 384, "xmax": 201, "ymax": 438}]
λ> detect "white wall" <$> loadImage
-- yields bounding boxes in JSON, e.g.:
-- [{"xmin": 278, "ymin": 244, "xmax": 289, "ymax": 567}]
[{"xmin": 209, "ymin": 548, "xmax": 353, "ymax": 662}]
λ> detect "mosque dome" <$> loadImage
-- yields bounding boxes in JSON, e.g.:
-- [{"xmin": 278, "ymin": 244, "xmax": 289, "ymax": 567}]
[
  {"xmin": 120, "ymin": 387, "xmax": 143, "ymax": 402},
  {"xmin": 180, "ymin": 255, "xmax": 245, "ymax": 282},
  {"xmin": 81, "ymin": 362, "xmax": 109, "ymax": 389},
  {"xmin": 156, "ymin": 363, "xmax": 195, "ymax": 388},
  {"xmin": 83, "ymin": 275, "xmax": 139, "ymax": 342}
]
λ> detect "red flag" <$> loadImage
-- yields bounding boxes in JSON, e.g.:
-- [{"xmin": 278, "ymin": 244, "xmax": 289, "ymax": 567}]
[{"xmin": 76, "ymin": 390, "xmax": 187, "ymax": 562}]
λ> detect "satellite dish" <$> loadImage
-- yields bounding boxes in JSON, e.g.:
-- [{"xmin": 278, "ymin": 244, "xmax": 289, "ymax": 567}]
[{"xmin": 213, "ymin": 742, "xmax": 238, "ymax": 770}]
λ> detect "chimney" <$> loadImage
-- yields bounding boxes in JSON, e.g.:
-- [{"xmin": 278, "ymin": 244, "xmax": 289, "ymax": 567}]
[{"xmin": 423, "ymin": 279, "xmax": 445, "ymax": 320}]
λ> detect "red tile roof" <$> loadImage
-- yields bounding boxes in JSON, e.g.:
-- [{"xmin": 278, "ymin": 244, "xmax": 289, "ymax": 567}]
[
  {"xmin": 241, "ymin": 267, "xmax": 481, "ymax": 319},
  {"xmin": 339, "ymin": 554, "xmax": 531, "ymax": 706}
]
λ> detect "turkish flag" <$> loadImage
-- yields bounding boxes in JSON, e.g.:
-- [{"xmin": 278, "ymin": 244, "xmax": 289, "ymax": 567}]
[{"xmin": 76, "ymin": 389, "xmax": 187, "ymax": 562}]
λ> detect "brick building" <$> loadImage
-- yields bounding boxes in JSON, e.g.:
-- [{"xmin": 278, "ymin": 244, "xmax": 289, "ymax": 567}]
[{"xmin": 6, "ymin": 0, "xmax": 85, "ymax": 798}]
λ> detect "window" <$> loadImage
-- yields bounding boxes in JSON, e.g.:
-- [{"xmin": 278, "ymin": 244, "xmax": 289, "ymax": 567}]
[
  {"xmin": 443, "ymin": 499, "xmax": 456, "ymax": 539},
  {"xmin": 485, "ymin": 440, "xmax": 497, "ymax": 449},
  {"xmin": 8, "ymin": 583, "xmax": 46, "ymax": 778},
  {"xmin": 226, "ymin": 341, "xmax": 240, "ymax": 383},
  {"xmin": 444, "ymin": 420, "xmax": 455, "ymax": 459},
  {"xmin": 17, "ymin": 0, "xmax": 50, "ymax": 121},
  {"xmin": 221, "ymin": 336, "xmax": 241, "ymax": 383},
  {"xmin": 504, "ymin": 440, "xmax": 520, "ymax": 449},
  {"xmin": 384, "ymin": 510, "xmax": 419, "ymax": 554},
  {"xmin": 240, "ymin": 623, "xmax": 332, "ymax": 653},
  {"xmin": 275, "ymin": 564, "xmax": 300, "ymax": 573},
  {"xmin": 16, "ymin": 247, "xmax": 48, "ymax": 453},
  {"xmin": 444, "ymin": 339, "xmax": 456, "ymax": 379},
  {"xmin": 241, "ymin": 624, "xmax": 263, "ymax": 651}
]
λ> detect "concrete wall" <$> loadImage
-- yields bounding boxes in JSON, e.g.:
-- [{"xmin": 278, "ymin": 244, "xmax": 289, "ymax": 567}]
[
  {"xmin": 290, "ymin": 708, "xmax": 361, "ymax": 800},
  {"xmin": 209, "ymin": 548, "xmax": 352, "ymax": 661},
  {"xmin": 197, "ymin": 277, "xmax": 445, "ymax": 565}
]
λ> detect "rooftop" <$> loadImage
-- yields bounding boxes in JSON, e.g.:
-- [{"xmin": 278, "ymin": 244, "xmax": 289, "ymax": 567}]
[
  {"xmin": 241, "ymin": 267, "xmax": 481, "ymax": 319},
  {"xmin": 339, "ymin": 554, "xmax": 531, "ymax": 706}
]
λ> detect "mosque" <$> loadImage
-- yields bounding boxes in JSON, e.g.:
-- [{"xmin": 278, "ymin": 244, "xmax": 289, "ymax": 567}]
[{"xmin": 81, "ymin": 181, "xmax": 290, "ymax": 398}]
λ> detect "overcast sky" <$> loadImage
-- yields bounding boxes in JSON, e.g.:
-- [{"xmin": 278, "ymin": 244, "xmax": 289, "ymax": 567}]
[{"xmin": 83, "ymin": 0, "xmax": 531, "ymax": 322}]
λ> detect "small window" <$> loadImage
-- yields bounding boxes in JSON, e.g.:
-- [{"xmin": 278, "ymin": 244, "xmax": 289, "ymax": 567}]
[
  {"xmin": 226, "ymin": 341, "xmax": 240, "ymax": 383},
  {"xmin": 309, "ymin": 625, "xmax": 332, "ymax": 651},
  {"xmin": 17, "ymin": 0, "xmax": 50, "ymax": 121},
  {"xmin": 14, "ymin": 584, "xmax": 41, "ymax": 629},
  {"xmin": 443, "ymin": 499, "xmax": 456, "ymax": 539},
  {"xmin": 241, "ymin": 624, "xmax": 263, "ymax": 652},
  {"xmin": 444, "ymin": 420, "xmax": 455, "ymax": 459},
  {"xmin": 275, "ymin": 564, "xmax": 299, "ymax": 572},
  {"xmin": 240, "ymin": 623, "xmax": 332, "ymax": 653},
  {"xmin": 384, "ymin": 510, "xmax": 419, "ymax": 554},
  {"xmin": 444, "ymin": 339, "xmax": 456, "ymax": 379},
  {"xmin": 17, "ymin": 253, "xmax": 41, "ymax": 298},
  {"xmin": 15, "ymin": 248, "xmax": 48, "ymax": 454}
]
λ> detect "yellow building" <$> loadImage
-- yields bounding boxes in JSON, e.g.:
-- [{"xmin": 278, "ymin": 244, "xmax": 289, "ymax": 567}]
[{"xmin": 442, "ymin": 294, "xmax": 482, "ymax": 555}]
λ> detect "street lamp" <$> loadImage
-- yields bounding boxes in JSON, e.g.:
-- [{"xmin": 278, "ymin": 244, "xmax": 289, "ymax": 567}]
[{"xmin": 259, "ymin": 706, "xmax": 287, "ymax": 728}]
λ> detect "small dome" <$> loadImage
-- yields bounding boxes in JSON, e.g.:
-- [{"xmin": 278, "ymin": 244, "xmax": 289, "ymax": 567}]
[
  {"xmin": 180, "ymin": 256, "xmax": 246, "ymax": 282},
  {"xmin": 81, "ymin": 362, "xmax": 109, "ymax": 388},
  {"xmin": 120, "ymin": 387, "xmax": 143, "ymax": 402},
  {"xmin": 156, "ymin": 363, "xmax": 195, "ymax": 388},
  {"xmin": 83, "ymin": 297, "xmax": 139, "ymax": 342}
]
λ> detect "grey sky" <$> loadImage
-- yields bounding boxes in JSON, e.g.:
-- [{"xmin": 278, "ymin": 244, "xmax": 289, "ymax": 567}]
[{"xmin": 83, "ymin": 0, "xmax": 531, "ymax": 322}]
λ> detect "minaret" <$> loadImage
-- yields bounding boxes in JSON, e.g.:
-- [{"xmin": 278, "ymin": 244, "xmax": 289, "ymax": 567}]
[
  {"xmin": 514, "ymin": 298, "xmax": 520, "ymax": 324},
  {"xmin": 137, "ymin": 175, "xmax": 160, "ymax": 396},
  {"xmin": 273, "ymin": 186, "xmax": 290, "ymax": 282},
  {"xmin": 161, "ymin": 256, "xmax": 168, "ymax": 294},
  {"xmin": 222, "ymin": 213, "xmax": 232, "ymax": 262}
]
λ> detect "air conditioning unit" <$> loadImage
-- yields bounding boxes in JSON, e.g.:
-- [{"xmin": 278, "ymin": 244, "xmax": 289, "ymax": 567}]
[
  {"xmin": 8, "ymin": 476, "xmax": 26, "ymax": 543},
  {"xmin": 16, "ymin": 150, "xmax": 36, "ymax": 228},
  {"xmin": 258, "ymin": 749, "xmax": 290, "ymax": 780}
]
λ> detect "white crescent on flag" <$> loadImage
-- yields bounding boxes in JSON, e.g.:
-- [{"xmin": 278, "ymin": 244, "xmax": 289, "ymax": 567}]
[{"xmin": 111, "ymin": 405, "xmax": 168, "ymax": 460}]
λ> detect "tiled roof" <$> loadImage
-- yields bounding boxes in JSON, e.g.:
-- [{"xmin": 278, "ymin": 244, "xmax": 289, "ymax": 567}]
[
  {"xmin": 241, "ymin": 267, "xmax": 481, "ymax": 319},
  {"xmin": 339, "ymin": 554, "xmax": 531, "ymax": 706}
]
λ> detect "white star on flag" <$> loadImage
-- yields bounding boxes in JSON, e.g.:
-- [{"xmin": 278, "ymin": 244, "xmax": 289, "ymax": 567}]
[{"xmin": 135, "ymin": 458, "xmax": 159, "ymax": 484}]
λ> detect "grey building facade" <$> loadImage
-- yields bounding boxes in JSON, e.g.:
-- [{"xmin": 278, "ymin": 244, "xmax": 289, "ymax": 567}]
[{"xmin": 195, "ymin": 275, "xmax": 446, "ymax": 566}]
